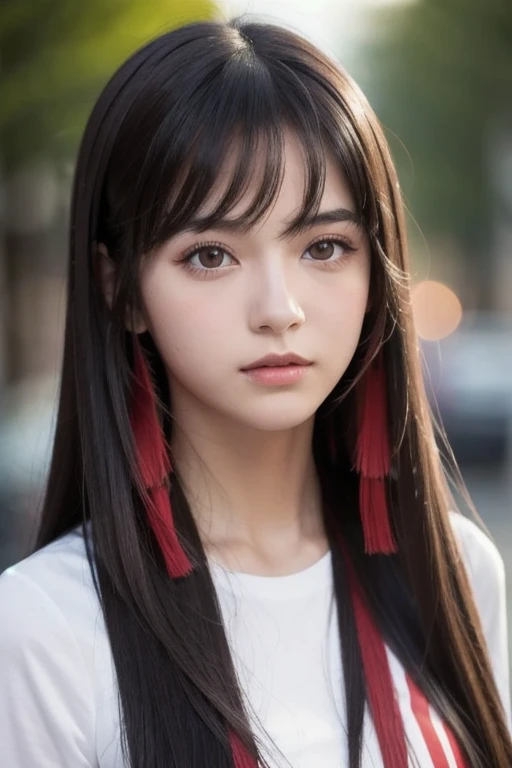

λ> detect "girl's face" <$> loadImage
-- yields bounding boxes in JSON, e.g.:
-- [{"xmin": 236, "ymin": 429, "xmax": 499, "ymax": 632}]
[{"xmin": 138, "ymin": 134, "xmax": 371, "ymax": 433}]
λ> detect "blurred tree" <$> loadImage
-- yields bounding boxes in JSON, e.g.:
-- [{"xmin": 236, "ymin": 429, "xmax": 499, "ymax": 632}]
[
  {"xmin": 358, "ymin": 0, "xmax": 512, "ymax": 309},
  {"xmin": 0, "ymin": 0, "xmax": 217, "ymax": 383},
  {"xmin": 0, "ymin": 0, "xmax": 217, "ymax": 169}
]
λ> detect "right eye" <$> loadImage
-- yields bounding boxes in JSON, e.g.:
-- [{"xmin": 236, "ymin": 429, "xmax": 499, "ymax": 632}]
[{"xmin": 183, "ymin": 243, "xmax": 237, "ymax": 271}]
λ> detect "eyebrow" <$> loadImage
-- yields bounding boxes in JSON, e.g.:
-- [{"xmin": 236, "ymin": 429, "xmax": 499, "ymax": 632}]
[{"xmin": 182, "ymin": 207, "xmax": 364, "ymax": 239}]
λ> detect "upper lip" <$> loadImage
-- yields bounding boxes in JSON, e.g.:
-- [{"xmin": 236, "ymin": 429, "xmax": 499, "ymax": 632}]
[{"xmin": 241, "ymin": 353, "xmax": 312, "ymax": 370}]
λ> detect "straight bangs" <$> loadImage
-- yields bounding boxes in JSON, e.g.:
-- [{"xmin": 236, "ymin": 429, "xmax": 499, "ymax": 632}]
[
  {"xmin": 99, "ymin": 22, "xmax": 378, "ymax": 273},
  {"xmin": 129, "ymin": 62, "xmax": 330, "ymax": 255}
]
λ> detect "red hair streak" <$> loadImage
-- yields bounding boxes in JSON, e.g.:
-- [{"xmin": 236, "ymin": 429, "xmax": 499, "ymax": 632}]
[
  {"xmin": 130, "ymin": 337, "xmax": 192, "ymax": 578},
  {"xmin": 229, "ymin": 730, "xmax": 258, "ymax": 768},
  {"xmin": 354, "ymin": 352, "xmax": 397, "ymax": 554}
]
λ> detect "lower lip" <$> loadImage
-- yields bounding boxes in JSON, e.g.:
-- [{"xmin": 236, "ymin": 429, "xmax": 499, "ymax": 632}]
[{"xmin": 241, "ymin": 364, "xmax": 312, "ymax": 385}]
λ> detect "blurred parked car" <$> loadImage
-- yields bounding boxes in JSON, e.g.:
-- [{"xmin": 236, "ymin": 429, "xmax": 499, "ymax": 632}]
[{"xmin": 422, "ymin": 313, "xmax": 512, "ymax": 467}]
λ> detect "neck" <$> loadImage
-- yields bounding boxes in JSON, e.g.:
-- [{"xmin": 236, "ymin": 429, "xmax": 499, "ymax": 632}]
[{"xmin": 170, "ymin": 407, "xmax": 327, "ymax": 569}]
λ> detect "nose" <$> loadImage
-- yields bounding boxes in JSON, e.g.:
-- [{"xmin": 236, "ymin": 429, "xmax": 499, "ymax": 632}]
[{"xmin": 248, "ymin": 255, "xmax": 306, "ymax": 334}]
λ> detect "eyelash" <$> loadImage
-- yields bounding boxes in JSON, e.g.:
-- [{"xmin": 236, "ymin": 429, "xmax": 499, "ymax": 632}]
[{"xmin": 177, "ymin": 235, "xmax": 358, "ymax": 278}]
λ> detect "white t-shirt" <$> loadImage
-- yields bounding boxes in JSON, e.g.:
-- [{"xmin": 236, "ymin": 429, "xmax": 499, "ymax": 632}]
[{"xmin": 0, "ymin": 511, "xmax": 510, "ymax": 767}]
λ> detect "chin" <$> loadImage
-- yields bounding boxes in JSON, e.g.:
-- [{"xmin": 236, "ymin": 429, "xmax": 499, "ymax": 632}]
[{"xmin": 231, "ymin": 400, "xmax": 319, "ymax": 432}]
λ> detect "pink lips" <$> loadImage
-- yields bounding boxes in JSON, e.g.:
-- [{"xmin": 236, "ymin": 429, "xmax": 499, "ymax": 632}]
[{"xmin": 240, "ymin": 353, "xmax": 313, "ymax": 386}]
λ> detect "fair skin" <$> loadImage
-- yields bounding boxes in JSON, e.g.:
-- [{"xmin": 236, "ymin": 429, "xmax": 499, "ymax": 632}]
[{"xmin": 99, "ymin": 133, "xmax": 371, "ymax": 576}]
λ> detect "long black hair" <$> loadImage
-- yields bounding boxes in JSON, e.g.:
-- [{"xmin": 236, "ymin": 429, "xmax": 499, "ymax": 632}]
[{"xmin": 33, "ymin": 16, "xmax": 512, "ymax": 767}]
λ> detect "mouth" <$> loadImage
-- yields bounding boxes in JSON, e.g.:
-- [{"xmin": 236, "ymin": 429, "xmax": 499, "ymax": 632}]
[
  {"xmin": 240, "ymin": 355, "xmax": 313, "ymax": 386},
  {"xmin": 241, "ymin": 353, "xmax": 312, "ymax": 371}
]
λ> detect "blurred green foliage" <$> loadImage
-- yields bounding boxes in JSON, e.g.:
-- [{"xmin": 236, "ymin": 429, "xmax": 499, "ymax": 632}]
[
  {"xmin": 0, "ymin": 0, "xmax": 217, "ymax": 171},
  {"xmin": 360, "ymin": 0, "xmax": 512, "ymax": 283}
]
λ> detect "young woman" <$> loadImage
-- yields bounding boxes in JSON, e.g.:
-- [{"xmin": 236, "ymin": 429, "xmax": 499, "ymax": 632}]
[{"xmin": 0, "ymin": 16, "xmax": 510, "ymax": 768}]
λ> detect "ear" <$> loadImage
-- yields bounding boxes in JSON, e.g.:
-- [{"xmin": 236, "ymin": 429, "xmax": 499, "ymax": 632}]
[{"xmin": 94, "ymin": 242, "xmax": 148, "ymax": 334}]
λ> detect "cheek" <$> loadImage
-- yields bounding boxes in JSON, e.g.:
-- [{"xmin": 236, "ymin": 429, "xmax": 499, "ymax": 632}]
[
  {"xmin": 317, "ymin": 265, "xmax": 370, "ymax": 332},
  {"xmin": 141, "ymin": 278, "xmax": 234, "ymax": 373},
  {"xmin": 310, "ymin": 266, "xmax": 370, "ymax": 377}
]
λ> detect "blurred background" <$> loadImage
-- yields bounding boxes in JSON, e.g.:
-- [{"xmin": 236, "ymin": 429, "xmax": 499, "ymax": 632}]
[{"xmin": 0, "ymin": 0, "xmax": 511, "ymax": 677}]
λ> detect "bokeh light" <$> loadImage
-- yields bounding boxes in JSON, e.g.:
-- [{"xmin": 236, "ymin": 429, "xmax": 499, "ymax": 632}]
[{"xmin": 411, "ymin": 280, "xmax": 463, "ymax": 341}]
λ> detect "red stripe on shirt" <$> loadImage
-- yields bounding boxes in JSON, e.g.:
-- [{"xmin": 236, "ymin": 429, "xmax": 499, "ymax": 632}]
[
  {"xmin": 406, "ymin": 674, "xmax": 466, "ymax": 767},
  {"xmin": 442, "ymin": 720, "xmax": 467, "ymax": 768}
]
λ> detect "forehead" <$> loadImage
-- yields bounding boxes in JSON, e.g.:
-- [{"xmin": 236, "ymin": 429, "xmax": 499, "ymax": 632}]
[{"xmin": 194, "ymin": 130, "xmax": 356, "ymax": 232}]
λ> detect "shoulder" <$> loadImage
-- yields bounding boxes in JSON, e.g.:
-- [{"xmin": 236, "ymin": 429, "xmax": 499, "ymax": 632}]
[
  {"xmin": 0, "ymin": 527, "xmax": 103, "ymax": 765},
  {"xmin": 448, "ymin": 510, "xmax": 506, "ymax": 594},
  {"xmin": 0, "ymin": 525, "xmax": 105, "ymax": 690},
  {"xmin": 0, "ymin": 524, "xmax": 99, "ymax": 630},
  {"xmin": 448, "ymin": 510, "xmax": 511, "ymax": 727}
]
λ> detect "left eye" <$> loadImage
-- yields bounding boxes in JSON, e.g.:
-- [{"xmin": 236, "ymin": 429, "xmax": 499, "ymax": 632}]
[{"xmin": 303, "ymin": 240, "xmax": 348, "ymax": 261}]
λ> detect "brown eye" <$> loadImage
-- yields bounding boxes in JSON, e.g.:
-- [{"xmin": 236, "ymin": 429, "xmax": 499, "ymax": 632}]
[
  {"xmin": 303, "ymin": 238, "xmax": 355, "ymax": 264},
  {"xmin": 194, "ymin": 246, "xmax": 227, "ymax": 268},
  {"xmin": 308, "ymin": 241, "xmax": 336, "ymax": 260},
  {"xmin": 180, "ymin": 241, "xmax": 237, "ymax": 275}
]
